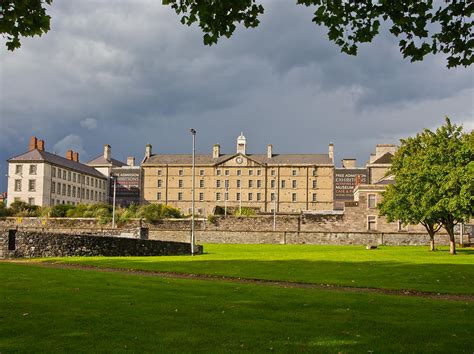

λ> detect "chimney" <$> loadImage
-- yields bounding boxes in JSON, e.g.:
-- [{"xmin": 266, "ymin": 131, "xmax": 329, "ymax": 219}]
[
  {"xmin": 328, "ymin": 143, "xmax": 334, "ymax": 163},
  {"xmin": 73, "ymin": 152, "xmax": 79, "ymax": 162},
  {"xmin": 342, "ymin": 159, "xmax": 356, "ymax": 168},
  {"xmin": 267, "ymin": 144, "xmax": 273, "ymax": 159},
  {"xmin": 103, "ymin": 144, "xmax": 111, "ymax": 161},
  {"xmin": 127, "ymin": 156, "xmax": 135, "ymax": 167},
  {"xmin": 37, "ymin": 139, "xmax": 45, "ymax": 151},
  {"xmin": 145, "ymin": 144, "xmax": 152, "ymax": 159},
  {"xmin": 29, "ymin": 136, "xmax": 38, "ymax": 151},
  {"xmin": 212, "ymin": 144, "xmax": 220, "ymax": 159},
  {"xmin": 66, "ymin": 149, "xmax": 73, "ymax": 160}
]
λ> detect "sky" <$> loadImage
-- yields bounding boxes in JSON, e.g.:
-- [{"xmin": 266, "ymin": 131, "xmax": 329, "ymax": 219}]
[{"xmin": 1, "ymin": 0, "xmax": 473, "ymax": 191}]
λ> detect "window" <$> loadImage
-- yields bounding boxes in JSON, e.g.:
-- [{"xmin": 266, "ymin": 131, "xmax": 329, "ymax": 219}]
[
  {"xmin": 95, "ymin": 191, "xmax": 98, "ymax": 201},
  {"xmin": 58, "ymin": 168, "xmax": 62, "ymax": 178},
  {"xmin": 225, "ymin": 180, "xmax": 229, "ymax": 188},
  {"xmin": 292, "ymin": 169, "xmax": 297, "ymax": 176},
  {"xmin": 237, "ymin": 170, "xmax": 241, "ymax": 176},
  {"xmin": 216, "ymin": 192, "xmax": 221, "ymax": 201},
  {"xmin": 61, "ymin": 184, "xmax": 65, "ymax": 195},
  {"xmin": 312, "ymin": 193, "xmax": 317, "ymax": 202},
  {"xmin": 178, "ymin": 192, "xmax": 183, "ymax": 201},
  {"xmin": 14, "ymin": 197, "xmax": 21, "ymax": 202},
  {"xmin": 15, "ymin": 165, "xmax": 22, "ymax": 175},
  {"xmin": 292, "ymin": 180, "xmax": 297, "ymax": 188},
  {"xmin": 86, "ymin": 176, "xmax": 90, "ymax": 185},
  {"xmin": 225, "ymin": 192, "xmax": 229, "ymax": 201},
  {"xmin": 368, "ymin": 216, "xmax": 377, "ymax": 230},
  {"xmin": 57, "ymin": 183, "xmax": 61, "ymax": 194},
  {"xmin": 81, "ymin": 188, "xmax": 85, "ymax": 199},
  {"xmin": 179, "ymin": 170, "xmax": 184, "ymax": 176},
  {"xmin": 72, "ymin": 186, "xmax": 76, "ymax": 197},
  {"xmin": 68, "ymin": 171, "xmax": 71, "ymax": 181},
  {"xmin": 86, "ymin": 189, "xmax": 90, "ymax": 199},
  {"xmin": 51, "ymin": 182, "xmax": 56, "ymax": 194},
  {"xmin": 52, "ymin": 167, "xmax": 56, "ymax": 177},
  {"xmin": 236, "ymin": 192, "xmax": 241, "ymax": 201},
  {"xmin": 292, "ymin": 193, "xmax": 297, "ymax": 202},
  {"xmin": 199, "ymin": 180, "xmax": 204, "ymax": 188},
  {"xmin": 249, "ymin": 170, "xmax": 253, "ymax": 176},
  {"xmin": 28, "ymin": 198, "xmax": 35, "ymax": 205},
  {"xmin": 257, "ymin": 170, "xmax": 261, "ymax": 176},
  {"xmin": 158, "ymin": 180, "xmax": 162, "ymax": 188},
  {"xmin": 157, "ymin": 170, "xmax": 162, "ymax": 176},
  {"xmin": 281, "ymin": 180, "xmax": 286, "ymax": 188},
  {"xmin": 29, "ymin": 164, "xmax": 37, "ymax": 175},
  {"xmin": 237, "ymin": 180, "xmax": 241, "ymax": 188},
  {"xmin": 248, "ymin": 193, "xmax": 253, "ymax": 201},
  {"xmin": 271, "ymin": 193, "xmax": 276, "ymax": 201},
  {"xmin": 62, "ymin": 170, "xmax": 66, "ymax": 180},
  {"xmin": 271, "ymin": 180, "xmax": 275, "ymax": 188},
  {"xmin": 216, "ymin": 180, "xmax": 221, "ymax": 188},
  {"xmin": 312, "ymin": 180, "xmax": 317, "ymax": 189},
  {"xmin": 28, "ymin": 179, "xmax": 36, "ymax": 192},
  {"xmin": 199, "ymin": 170, "xmax": 204, "ymax": 176},
  {"xmin": 225, "ymin": 170, "xmax": 230, "ymax": 176},
  {"xmin": 368, "ymin": 194, "xmax": 377, "ymax": 208},
  {"xmin": 257, "ymin": 180, "xmax": 262, "ymax": 188},
  {"xmin": 216, "ymin": 169, "xmax": 221, "ymax": 176},
  {"xmin": 199, "ymin": 192, "xmax": 204, "ymax": 201},
  {"xmin": 313, "ymin": 169, "xmax": 317, "ymax": 176},
  {"xmin": 271, "ymin": 169, "xmax": 276, "ymax": 176},
  {"xmin": 257, "ymin": 193, "xmax": 261, "ymax": 201},
  {"xmin": 248, "ymin": 180, "xmax": 253, "ymax": 188},
  {"xmin": 73, "ymin": 173, "xmax": 76, "ymax": 183},
  {"xmin": 95, "ymin": 179, "xmax": 98, "ymax": 188},
  {"xmin": 14, "ymin": 179, "xmax": 22, "ymax": 191},
  {"xmin": 67, "ymin": 185, "xmax": 71, "ymax": 196},
  {"xmin": 178, "ymin": 180, "xmax": 183, "ymax": 188}
]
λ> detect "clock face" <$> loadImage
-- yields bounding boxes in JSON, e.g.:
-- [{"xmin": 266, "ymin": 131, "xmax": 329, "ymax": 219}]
[{"xmin": 236, "ymin": 157, "xmax": 243, "ymax": 164}]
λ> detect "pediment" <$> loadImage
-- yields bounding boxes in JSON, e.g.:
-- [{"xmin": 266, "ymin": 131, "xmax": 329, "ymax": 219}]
[{"xmin": 216, "ymin": 154, "xmax": 263, "ymax": 167}]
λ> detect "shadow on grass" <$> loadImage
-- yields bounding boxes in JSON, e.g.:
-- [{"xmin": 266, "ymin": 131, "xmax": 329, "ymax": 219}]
[{"xmin": 45, "ymin": 257, "xmax": 474, "ymax": 295}]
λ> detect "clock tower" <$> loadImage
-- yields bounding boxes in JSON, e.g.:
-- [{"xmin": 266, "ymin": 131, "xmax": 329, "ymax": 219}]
[{"xmin": 236, "ymin": 132, "xmax": 246, "ymax": 155}]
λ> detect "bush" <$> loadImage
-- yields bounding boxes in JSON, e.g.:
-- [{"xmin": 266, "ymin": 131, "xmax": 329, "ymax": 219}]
[
  {"xmin": 50, "ymin": 204, "xmax": 75, "ymax": 217},
  {"xmin": 234, "ymin": 207, "xmax": 256, "ymax": 217},
  {"xmin": 0, "ymin": 203, "xmax": 12, "ymax": 217},
  {"xmin": 9, "ymin": 201, "xmax": 41, "ymax": 217},
  {"xmin": 139, "ymin": 204, "xmax": 182, "ymax": 222},
  {"xmin": 207, "ymin": 214, "xmax": 218, "ymax": 224}
]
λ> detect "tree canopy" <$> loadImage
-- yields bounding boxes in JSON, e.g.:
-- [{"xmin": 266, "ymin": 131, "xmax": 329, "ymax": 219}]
[
  {"xmin": 1, "ymin": 1, "xmax": 472, "ymax": 68},
  {"xmin": 379, "ymin": 118, "xmax": 473, "ymax": 254}
]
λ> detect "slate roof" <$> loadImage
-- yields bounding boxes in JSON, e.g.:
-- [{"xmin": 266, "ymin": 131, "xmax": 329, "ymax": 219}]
[
  {"xmin": 371, "ymin": 152, "xmax": 394, "ymax": 164},
  {"xmin": 86, "ymin": 155, "xmax": 126, "ymax": 167},
  {"xmin": 142, "ymin": 153, "xmax": 332, "ymax": 166},
  {"xmin": 8, "ymin": 149, "xmax": 107, "ymax": 178}
]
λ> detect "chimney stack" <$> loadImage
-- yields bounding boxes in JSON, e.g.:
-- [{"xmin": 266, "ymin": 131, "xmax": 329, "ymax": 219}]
[
  {"xmin": 212, "ymin": 144, "xmax": 220, "ymax": 159},
  {"xmin": 29, "ymin": 136, "xmax": 38, "ymax": 151},
  {"xmin": 267, "ymin": 144, "xmax": 273, "ymax": 159},
  {"xmin": 145, "ymin": 144, "xmax": 152, "ymax": 159},
  {"xmin": 328, "ymin": 143, "xmax": 334, "ymax": 163},
  {"xmin": 37, "ymin": 139, "xmax": 45, "ymax": 151},
  {"xmin": 73, "ymin": 152, "xmax": 79, "ymax": 162},
  {"xmin": 103, "ymin": 144, "xmax": 111, "ymax": 161},
  {"xmin": 66, "ymin": 149, "xmax": 73, "ymax": 160},
  {"xmin": 127, "ymin": 157, "xmax": 135, "ymax": 167}
]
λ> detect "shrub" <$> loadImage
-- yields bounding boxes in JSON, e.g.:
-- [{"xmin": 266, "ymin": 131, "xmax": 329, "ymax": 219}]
[
  {"xmin": 0, "ymin": 203, "xmax": 12, "ymax": 217},
  {"xmin": 139, "ymin": 204, "xmax": 182, "ymax": 222},
  {"xmin": 207, "ymin": 214, "xmax": 218, "ymax": 224},
  {"xmin": 234, "ymin": 207, "xmax": 256, "ymax": 217},
  {"xmin": 50, "ymin": 204, "xmax": 75, "ymax": 217},
  {"xmin": 9, "ymin": 201, "xmax": 41, "ymax": 217}
]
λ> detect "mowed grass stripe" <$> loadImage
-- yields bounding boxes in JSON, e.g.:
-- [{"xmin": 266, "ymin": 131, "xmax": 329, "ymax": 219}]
[
  {"xmin": 0, "ymin": 263, "xmax": 473, "ymax": 353},
  {"xmin": 40, "ymin": 244, "xmax": 474, "ymax": 295}
]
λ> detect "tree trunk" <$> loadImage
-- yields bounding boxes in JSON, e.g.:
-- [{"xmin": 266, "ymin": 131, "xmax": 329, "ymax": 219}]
[
  {"xmin": 429, "ymin": 232, "xmax": 435, "ymax": 251},
  {"xmin": 447, "ymin": 228, "xmax": 456, "ymax": 255}
]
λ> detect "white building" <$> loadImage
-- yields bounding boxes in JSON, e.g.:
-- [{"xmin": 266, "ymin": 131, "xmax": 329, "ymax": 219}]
[{"xmin": 7, "ymin": 137, "xmax": 108, "ymax": 207}]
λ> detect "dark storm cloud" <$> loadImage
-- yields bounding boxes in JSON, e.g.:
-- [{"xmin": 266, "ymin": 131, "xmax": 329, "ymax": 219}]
[{"xmin": 0, "ymin": 0, "xmax": 472, "ymax": 191}]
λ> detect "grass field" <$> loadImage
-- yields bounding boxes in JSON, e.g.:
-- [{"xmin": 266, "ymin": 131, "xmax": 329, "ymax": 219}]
[
  {"xmin": 42, "ymin": 244, "xmax": 474, "ymax": 294},
  {"xmin": 2, "ymin": 244, "xmax": 473, "ymax": 353}
]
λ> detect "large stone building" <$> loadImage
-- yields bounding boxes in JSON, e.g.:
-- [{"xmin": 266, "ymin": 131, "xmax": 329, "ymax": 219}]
[
  {"xmin": 6, "ymin": 137, "xmax": 108, "ymax": 207},
  {"xmin": 142, "ymin": 134, "xmax": 335, "ymax": 215}
]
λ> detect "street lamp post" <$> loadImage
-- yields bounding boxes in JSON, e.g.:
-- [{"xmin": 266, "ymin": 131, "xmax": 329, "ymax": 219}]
[
  {"xmin": 111, "ymin": 176, "xmax": 117, "ymax": 228},
  {"xmin": 190, "ymin": 128, "xmax": 196, "ymax": 255},
  {"xmin": 273, "ymin": 176, "xmax": 276, "ymax": 232}
]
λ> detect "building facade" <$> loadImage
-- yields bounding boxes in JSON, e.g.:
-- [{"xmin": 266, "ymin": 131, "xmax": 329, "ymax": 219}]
[
  {"xmin": 7, "ymin": 137, "xmax": 108, "ymax": 207},
  {"xmin": 142, "ymin": 134, "xmax": 334, "ymax": 215}
]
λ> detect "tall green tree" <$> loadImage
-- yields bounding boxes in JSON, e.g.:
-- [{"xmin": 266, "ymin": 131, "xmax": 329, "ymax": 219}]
[
  {"xmin": 2, "ymin": 1, "xmax": 472, "ymax": 68},
  {"xmin": 380, "ymin": 118, "xmax": 473, "ymax": 255}
]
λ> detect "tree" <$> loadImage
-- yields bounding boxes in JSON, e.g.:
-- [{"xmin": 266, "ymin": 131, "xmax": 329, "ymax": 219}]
[
  {"xmin": 2, "ymin": 1, "xmax": 472, "ymax": 68},
  {"xmin": 380, "ymin": 118, "xmax": 473, "ymax": 255},
  {"xmin": 163, "ymin": 0, "xmax": 473, "ymax": 68},
  {"xmin": 1, "ymin": 0, "xmax": 52, "ymax": 51}
]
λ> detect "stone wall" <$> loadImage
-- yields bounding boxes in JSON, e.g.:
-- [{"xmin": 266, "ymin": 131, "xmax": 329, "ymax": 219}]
[{"xmin": 0, "ymin": 229, "xmax": 202, "ymax": 259}]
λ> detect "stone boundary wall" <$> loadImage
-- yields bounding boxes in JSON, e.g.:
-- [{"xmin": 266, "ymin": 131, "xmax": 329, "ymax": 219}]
[
  {"xmin": 0, "ymin": 230, "xmax": 202, "ymax": 259},
  {"xmin": 148, "ymin": 229, "xmax": 461, "ymax": 246}
]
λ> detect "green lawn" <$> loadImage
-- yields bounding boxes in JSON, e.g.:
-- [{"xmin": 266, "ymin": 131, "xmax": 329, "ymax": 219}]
[
  {"xmin": 1, "ymin": 262, "xmax": 473, "ymax": 353},
  {"xmin": 41, "ymin": 244, "xmax": 474, "ymax": 294}
]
